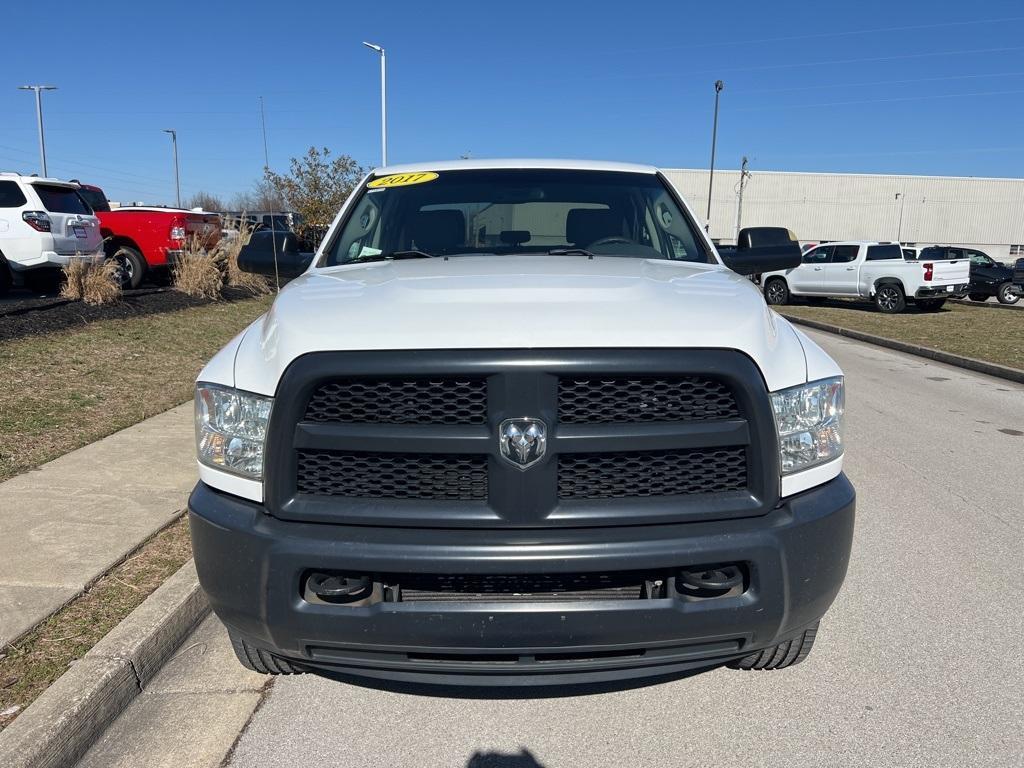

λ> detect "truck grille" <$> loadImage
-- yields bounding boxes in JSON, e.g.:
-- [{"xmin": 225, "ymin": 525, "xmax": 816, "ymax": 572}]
[
  {"xmin": 295, "ymin": 450, "xmax": 487, "ymax": 500},
  {"xmin": 396, "ymin": 572, "xmax": 649, "ymax": 602},
  {"xmin": 558, "ymin": 448, "xmax": 747, "ymax": 500},
  {"xmin": 267, "ymin": 350, "xmax": 778, "ymax": 527},
  {"xmin": 558, "ymin": 376, "xmax": 739, "ymax": 423},
  {"xmin": 305, "ymin": 378, "xmax": 487, "ymax": 425}
]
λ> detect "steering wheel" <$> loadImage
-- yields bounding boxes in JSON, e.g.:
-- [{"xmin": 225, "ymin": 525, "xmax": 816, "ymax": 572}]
[{"xmin": 586, "ymin": 235, "xmax": 635, "ymax": 248}]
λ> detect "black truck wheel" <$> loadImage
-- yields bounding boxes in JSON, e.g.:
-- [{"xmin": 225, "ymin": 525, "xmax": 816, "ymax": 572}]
[
  {"xmin": 728, "ymin": 621, "xmax": 819, "ymax": 671},
  {"xmin": 764, "ymin": 278, "xmax": 789, "ymax": 306},
  {"xmin": 968, "ymin": 293, "xmax": 989, "ymax": 302},
  {"xmin": 111, "ymin": 245, "xmax": 146, "ymax": 289},
  {"xmin": 874, "ymin": 284, "xmax": 905, "ymax": 313},
  {"xmin": 996, "ymin": 282, "xmax": 1019, "ymax": 305},
  {"xmin": 229, "ymin": 631, "xmax": 305, "ymax": 675},
  {"xmin": 916, "ymin": 298, "xmax": 946, "ymax": 312}
]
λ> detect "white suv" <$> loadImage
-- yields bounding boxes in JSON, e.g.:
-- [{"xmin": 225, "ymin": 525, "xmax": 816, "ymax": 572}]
[{"xmin": 0, "ymin": 173, "xmax": 104, "ymax": 293}]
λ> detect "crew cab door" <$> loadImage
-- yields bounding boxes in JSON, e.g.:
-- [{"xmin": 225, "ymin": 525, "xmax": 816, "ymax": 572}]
[
  {"xmin": 790, "ymin": 244, "xmax": 831, "ymax": 293},
  {"xmin": 29, "ymin": 183, "xmax": 101, "ymax": 255},
  {"xmin": 965, "ymin": 249, "xmax": 1005, "ymax": 290},
  {"xmin": 821, "ymin": 244, "xmax": 862, "ymax": 295}
]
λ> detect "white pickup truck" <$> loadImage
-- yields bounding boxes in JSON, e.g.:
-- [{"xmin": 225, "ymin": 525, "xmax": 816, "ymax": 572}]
[
  {"xmin": 188, "ymin": 159, "xmax": 855, "ymax": 687},
  {"xmin": 760, "ymin": 241, "xmax": 970, "ymax": 312}
]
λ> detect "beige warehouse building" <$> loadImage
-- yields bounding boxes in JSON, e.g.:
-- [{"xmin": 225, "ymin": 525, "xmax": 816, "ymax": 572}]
[{"xmin": 663, "ymin": 168, "xmax": 1024, "ymax": 263}]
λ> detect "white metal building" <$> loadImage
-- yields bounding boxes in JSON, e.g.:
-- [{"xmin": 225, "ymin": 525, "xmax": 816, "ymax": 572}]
[{"xmin": 662, "ymin": 168, "xmax": 1024, "ymax": 262}]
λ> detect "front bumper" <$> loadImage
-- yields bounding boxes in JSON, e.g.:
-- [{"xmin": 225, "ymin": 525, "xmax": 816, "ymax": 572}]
[
  {"xmin": 915, "ymin": 283, "xmax": 968, "ymax": 299},
  {"xmin": 189, "ymin": 474, "xmax": 855, "ymax": 686}
]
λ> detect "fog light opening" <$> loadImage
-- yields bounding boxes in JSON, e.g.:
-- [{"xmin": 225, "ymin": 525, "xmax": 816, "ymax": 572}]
[
  {"xmin": 676, "ymin": 564, "xmax": 746, "ymax": 600},
  {"xmin": 303, "ymin": 572, "xmax": 375, "ymax": 604}
]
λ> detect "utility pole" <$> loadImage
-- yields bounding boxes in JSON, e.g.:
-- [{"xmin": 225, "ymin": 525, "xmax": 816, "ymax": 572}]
[
  {"xmin": 734, "ymin": 156, "xmax": 751, "ymax": 242},
  {"xmin": 18, "ymin": 85, "xmax": 57, "ymax": 177},
  {"xmin": 706, "ymin": 80, "xmax": 724, "ymax": 232},
  {"xmin": 363, "ymin": 42, "xmax": 387, "ymax": 166},
  {"xmin": 162, "ymin": 129, "xmax": 180, "ymax": 207}
]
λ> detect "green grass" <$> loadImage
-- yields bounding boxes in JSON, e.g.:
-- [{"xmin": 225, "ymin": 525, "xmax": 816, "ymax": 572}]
[
  {"xmin": 0, "ymin": 296, "xmax": 273, "ymax": 482},
  {"xmin": 778, "ymin": 301, "xmax": 1024, "ymax": 370}
]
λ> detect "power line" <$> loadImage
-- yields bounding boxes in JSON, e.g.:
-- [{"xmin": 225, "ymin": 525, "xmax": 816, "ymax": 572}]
[{"xmin": 732, "ymin": 88, "xmax": 1024, "ymax": 112}]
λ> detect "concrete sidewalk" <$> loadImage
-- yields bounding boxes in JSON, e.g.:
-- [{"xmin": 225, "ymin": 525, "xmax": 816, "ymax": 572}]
[{"xmin": 0, "ymin": 403, "xmax": 195, "ymax": 647}]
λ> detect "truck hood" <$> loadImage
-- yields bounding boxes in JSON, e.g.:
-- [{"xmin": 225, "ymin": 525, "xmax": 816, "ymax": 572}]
[{"xmin": 231, "ymin": 255, "xmax": 811, "ymax": 395}]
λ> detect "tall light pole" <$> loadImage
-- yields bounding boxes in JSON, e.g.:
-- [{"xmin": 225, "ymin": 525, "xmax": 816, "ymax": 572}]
[
  {"xmin": 18, "ymin": 85, "xmax": 57, "ymax": 177},
  {"xmin": 162, "ymin": 129, "xmax": 180, "ymax": 208},
  {"xmin": 734, "ymin": 156, "xmax": 751, "ymax": 241},
  {"xmin": 363, "ymin": 42, "xmax": 387, "ymax": 166},
  {"xmin": 706, "ymin": 79, "xmax": 724, "ymax": 232},
  {"xmin": 895, "ymin": 192, "xmax": 906, "ymax": 243}
]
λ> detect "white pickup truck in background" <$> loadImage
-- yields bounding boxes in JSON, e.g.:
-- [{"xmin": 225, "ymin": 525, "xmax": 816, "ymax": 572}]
[{"xmin": 760, "ymin": 241, "xmax": 971, "ymax": 313}]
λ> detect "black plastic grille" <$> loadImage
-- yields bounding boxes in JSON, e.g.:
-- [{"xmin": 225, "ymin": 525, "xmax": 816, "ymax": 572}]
[
  {"xmin": 558, "ymin": 376, "xmax": 739, "ymax": 424},
  {"xmin": 296, "ymin": 450, "xmax": 487, "ymax": 500},
  {"xmin": 396, "ymin": 572, "xmax": 649, "ymax": 602},
  {"xmin": 558, "ymin": 447, "xmax": 747, "ymax": 499},
  {"xmin": 305, "ymin": 378, "xmax": 487, "ymax": 425}
]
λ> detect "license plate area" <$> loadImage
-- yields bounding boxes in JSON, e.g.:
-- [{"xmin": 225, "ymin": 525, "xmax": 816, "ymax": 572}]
[{"xmin": 73, "ymin": 226, "xmax": 87, "ymax": 238}]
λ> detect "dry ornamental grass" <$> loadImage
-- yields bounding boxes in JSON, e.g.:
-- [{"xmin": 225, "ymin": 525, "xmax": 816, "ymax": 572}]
[
  {"xmin": 172, "ymin": 221, "xmax": 271, "ymax": 299},
  {"xmin": 60, "ymin": 257, "xmax": 122, "ymax": 306}
]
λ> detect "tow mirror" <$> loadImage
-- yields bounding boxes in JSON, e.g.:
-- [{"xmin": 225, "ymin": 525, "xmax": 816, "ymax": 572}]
[
  {"xmin": 237, "ymin": 229, "xmax": 314, "ymax": 279},
  {"xmin": 721, "ymin": 227, "xmax": 802, "ymax": 276}
]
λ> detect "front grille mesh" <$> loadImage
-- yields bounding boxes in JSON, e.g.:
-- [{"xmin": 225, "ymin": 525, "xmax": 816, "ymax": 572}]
[
  {"xmin": 305, "ymin": 378, "xmax": 487, "ymax": 425},
  {"xmin": 296, "ymin": 450, "xmax": 487, "ymax": 500},
  {"xmin": 558, "ymin": 447, "xmax": 747, "ymax": 499},
  {"xmin": 397, "ymin": 572, "xmax": 647, "ymax": 602},
  {"xmin": 558, "ymin": 376, "xmax": 739, "ymax": 423}
]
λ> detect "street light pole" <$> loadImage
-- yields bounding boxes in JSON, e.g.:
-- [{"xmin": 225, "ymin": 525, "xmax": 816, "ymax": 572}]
[
  {"xmin": 18, "ymin": 85, "xmax": 57, "ymax": 177},
  {"xmin": 895, "ymin": 192, "xmax": 906, "ymax": 243},
  {"xmin": 363, "ymin": 42, "xmax": 387, "ymax": 166},
  {"xmin": 706, "ymin": 80, "xmax": 724, "ymax": 232},
  {"xmin": 163, "ymin": 129, "xmax": 180, "ymax": 208}
]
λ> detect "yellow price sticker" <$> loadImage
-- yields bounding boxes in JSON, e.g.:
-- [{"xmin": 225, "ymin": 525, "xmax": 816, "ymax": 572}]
[{"xmin": 367, "ymin": 172, "xmax": 439, "ymax": 189}]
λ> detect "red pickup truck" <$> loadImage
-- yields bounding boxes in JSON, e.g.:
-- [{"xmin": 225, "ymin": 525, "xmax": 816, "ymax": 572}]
[{"xmin": 75, "ymin": 183, "xmax": 222, "ymax": 288}]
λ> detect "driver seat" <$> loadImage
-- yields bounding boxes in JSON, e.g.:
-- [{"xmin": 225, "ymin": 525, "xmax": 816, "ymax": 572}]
[{"xmin": 565, "ymin": 208, "xmax": 623, "ymax": 247}]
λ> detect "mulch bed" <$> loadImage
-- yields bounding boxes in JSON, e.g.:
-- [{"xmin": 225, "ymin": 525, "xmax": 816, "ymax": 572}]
[{"xmin": 0, "ymin": 287, "xmax": 262, "ymax": 343}]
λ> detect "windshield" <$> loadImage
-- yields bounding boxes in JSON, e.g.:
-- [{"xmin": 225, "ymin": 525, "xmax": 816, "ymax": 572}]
[{"xmin": 322, "ymin": 169, "xmax": 710, "ymax": 266}]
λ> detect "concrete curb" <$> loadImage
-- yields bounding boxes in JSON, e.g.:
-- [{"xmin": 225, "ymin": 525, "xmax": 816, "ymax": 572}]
[
  {"xmin": 0, "ymin": 560, "xmax": 209, "ymax": 768},
  {"xmin": 784, "ymin": 314, "xmax": 1024, "ymax": 385}
]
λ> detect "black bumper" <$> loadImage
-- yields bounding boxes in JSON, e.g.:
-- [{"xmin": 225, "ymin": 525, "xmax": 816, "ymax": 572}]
[
  {"xmin": 915, "ymin": 283, "xmax": 968, "ymax": 299},
  {"xmin": 189, "ymin": 474, "xmax": 855, "ymax": 686}
]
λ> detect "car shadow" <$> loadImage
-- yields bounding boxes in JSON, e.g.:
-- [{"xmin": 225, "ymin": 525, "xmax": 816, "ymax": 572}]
[
  {"xmin": 466, "ymin": 748, "xmax": 547, "ymax": 767},
  {"xmin": 787, "ymin": 297, "xmax": 953, "ymax": 315}
]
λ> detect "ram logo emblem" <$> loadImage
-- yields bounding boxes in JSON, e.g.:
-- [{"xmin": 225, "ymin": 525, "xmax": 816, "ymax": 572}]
[{"xmin": 499, "ymin": 418, "xmax": 547, "ymax": 469}]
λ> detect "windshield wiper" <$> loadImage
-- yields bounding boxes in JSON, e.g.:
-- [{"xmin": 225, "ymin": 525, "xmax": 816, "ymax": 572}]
[
  {"xmin": 547, "ymin": 248, "xmax": 595, "ymax": 258},
  {"xmin": 355, "ymin": 249, "xmax": 436, "ymax": 263}
]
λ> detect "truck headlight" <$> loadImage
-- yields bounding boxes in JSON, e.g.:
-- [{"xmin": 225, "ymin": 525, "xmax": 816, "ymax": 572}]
[
  {"xmin": 195, "ymin": 383, "xmax": 273, "ymax": 479},
  {"xmin": 770, "ymin": 376, "xmax": 844, "ymax": 475}
]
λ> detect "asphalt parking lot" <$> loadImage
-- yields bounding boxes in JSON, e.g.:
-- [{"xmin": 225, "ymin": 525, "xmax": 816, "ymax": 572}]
[{"xmin": 77, "ymin": 330, "xmax": 1024, "ymax": 768}]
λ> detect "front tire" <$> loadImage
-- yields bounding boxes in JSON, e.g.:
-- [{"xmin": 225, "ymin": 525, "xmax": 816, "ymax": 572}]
[
  {"xmin": 229, "ymin": 631, "xmax": 305, "ymax": 675},
  {"xmin": 728, "ymin": 621, "xmax": 819, "ymax": 671},
  {"xmin": 111, "ymin": 246, "xmax": 146, "ymax": 289},
  {"xmin": 916, "ymin": 298, "xmax": 946, "ymax": 312},
  {"xmin": 874, "ymin": 284, "xmax": 905, "ymax": 313},
  {"xmin": 764, "ymin": 278, "xmax": 789, "ymax": 306},
  {"xmin": 996, "ymin": 282, "xmax": 1019, "ymax": 305}
]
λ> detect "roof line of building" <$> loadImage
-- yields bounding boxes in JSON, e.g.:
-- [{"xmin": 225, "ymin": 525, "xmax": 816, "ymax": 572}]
[{"xmin": 663, "ymin": 168, "xmax": 1024, "ymax": 183}]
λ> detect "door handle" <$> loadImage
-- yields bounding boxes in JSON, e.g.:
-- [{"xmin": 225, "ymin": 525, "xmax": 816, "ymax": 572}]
[
  {"xmin": 813, "ymin": 266, "xmax": 823, "ymax": 271},
  {"xmin": 846, "ymin": 266, "xmax": 855, "ymax": 270}
]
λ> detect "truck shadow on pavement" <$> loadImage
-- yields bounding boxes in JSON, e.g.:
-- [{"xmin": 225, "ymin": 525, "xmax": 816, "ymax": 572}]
[{"xmin": 466, "ymin": 748, "xmax": 547, "ymax": 767}]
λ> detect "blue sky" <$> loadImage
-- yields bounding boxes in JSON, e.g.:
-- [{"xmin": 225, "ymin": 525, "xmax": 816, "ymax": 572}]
[{"xmin": 3, "ymin": 0, "xmax": 1023, "ymax": 205}]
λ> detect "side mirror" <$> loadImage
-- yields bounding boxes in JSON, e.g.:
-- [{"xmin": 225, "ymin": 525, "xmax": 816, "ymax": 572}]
[
  {"xmin": 237, "ymin": 230, "xmax": 314, "ymax": 280},
  {"xmin": 720, "ymin": 226, "xmax": 802, "ymax": 276}
]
